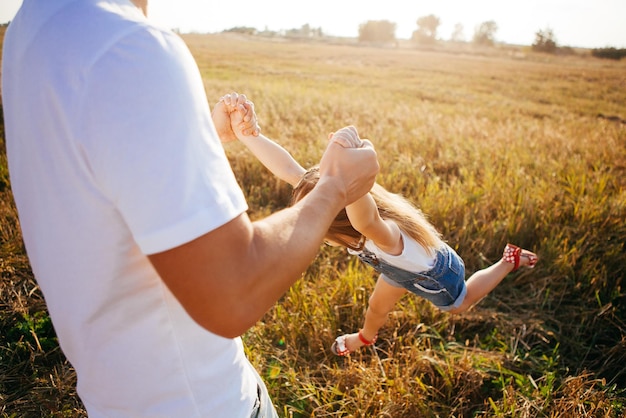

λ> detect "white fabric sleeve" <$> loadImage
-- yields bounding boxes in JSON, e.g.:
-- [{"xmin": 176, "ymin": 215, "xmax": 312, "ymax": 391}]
[{"xmin": 78, "ymin": 26, "xmax": 247, "ymax": 254}]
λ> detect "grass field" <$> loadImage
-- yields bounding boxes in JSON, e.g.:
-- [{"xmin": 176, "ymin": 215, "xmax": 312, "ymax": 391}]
[{"xmin": 1, "ymin": 31, "xmax": 626, "ymax": 417}]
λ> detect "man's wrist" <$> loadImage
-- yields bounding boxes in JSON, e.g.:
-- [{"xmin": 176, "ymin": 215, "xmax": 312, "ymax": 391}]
[{"xmin": 312, "ymin": 176, "xmax": 348, "ymax": 213}]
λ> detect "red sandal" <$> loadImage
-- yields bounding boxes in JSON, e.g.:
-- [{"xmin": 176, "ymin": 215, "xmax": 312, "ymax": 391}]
[
  {"xmin": 330, "ymin": 330, "xmax": 378, "ymax": 356},
  {"xmin": 502, "ymin": 243, "xmax": 538, "ymax": 272}
]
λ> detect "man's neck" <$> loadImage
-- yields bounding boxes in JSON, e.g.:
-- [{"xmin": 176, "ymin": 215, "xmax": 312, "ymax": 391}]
[{"xmin": 130, "ymin": 0, "xmax": 147, "ymax": 16}]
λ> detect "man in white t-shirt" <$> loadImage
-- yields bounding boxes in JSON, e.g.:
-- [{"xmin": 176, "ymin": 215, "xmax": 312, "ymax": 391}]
[{"xmin": 1, "ymin": 0, "xmax": 378, "ymax": 416}]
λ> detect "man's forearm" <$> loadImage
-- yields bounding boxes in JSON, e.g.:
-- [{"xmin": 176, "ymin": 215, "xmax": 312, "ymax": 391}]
[
  {"xmin": 150, "ymin": 138, "xmax": 378, "ymax": 338},
  {"xmin": 228, "ymin": 179, "xmax": 345, "ymax": 330},
  {"xmin": 149, "ymin": 178, "xmax": 346, "ymax": 338}
]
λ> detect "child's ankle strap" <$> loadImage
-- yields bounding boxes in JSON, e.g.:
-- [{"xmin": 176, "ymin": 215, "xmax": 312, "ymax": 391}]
[{"xmin": 358, "ymin": 330, "xmax": 377, "ymax": 346}]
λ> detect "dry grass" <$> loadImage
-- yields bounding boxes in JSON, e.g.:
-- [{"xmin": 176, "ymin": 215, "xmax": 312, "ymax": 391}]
[{"xmin": 1, "ymin": 31, "xmax": 625, "ymax": 417}]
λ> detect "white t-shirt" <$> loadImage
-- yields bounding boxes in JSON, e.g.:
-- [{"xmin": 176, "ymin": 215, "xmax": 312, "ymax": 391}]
[
  {"xmin": 350, "ymin": 230, "xmax": 438, "ymax": 273},
  {"xmin": 2, "ymin": 0, "xmax": 257, "ymax": 416}
]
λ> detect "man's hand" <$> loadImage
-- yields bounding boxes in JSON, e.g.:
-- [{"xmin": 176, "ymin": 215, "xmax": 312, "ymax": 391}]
[
  {"xmin": 211, "ymin": 98, "xmax": 237, "ymax": 143},
  {"xmin": 211, "ymin": 93, "xmax": 260, "ymax": 143},
  {"xmin": 328, "ymin": 125, "xmax": 364, "ymax": 148},
  {"xmin": 319, "ymin": 126, "xmax": 378, "ymax": 207}
]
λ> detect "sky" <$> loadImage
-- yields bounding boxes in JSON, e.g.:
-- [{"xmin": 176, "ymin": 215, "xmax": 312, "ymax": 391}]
[{"xmin": 1, "ymin": 0, "xmax": 625, "ymax": 49}]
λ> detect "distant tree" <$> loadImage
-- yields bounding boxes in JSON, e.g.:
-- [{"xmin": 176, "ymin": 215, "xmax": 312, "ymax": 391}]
[
  {"xmin": 592, "ymin": 47, "xmax": 626, "ymax": 60},
  {"xmin": 473, "ymin": 20, "xmax": 498, "ymax": 46},
  {"xmin": 450, "ymin": 23, "xmax": 465, "ymax": 42},
  {"xmin": 358, "ymin": 20, "xmax": 396, "ymax": 43},
  {"xmin": 223, "ymin": 26, "xmax": 257, "ymax": 36},
  {"xmin": 532, "ymin": 27, "xmax": 557, "ymax": 53},
  {"xmin": 285, "ymin": 24, "xmax": 324, "ymax": 38},
  {"xmin": 411, "ymin": 14, "xmax": 440, "ymax": 45}
]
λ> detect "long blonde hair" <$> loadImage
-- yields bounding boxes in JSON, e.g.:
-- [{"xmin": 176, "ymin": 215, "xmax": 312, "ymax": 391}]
[{"xmin": 291, "ymin": 166, "xmax": 443, "ymax": 253}]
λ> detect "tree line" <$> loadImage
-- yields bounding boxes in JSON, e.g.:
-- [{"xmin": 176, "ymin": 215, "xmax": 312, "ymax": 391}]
[
  {"xmin": 217, "ymin": 17, "xmax": 626, "ymax": 60},
  {"xmin": 357, "ymin": 15, "xmax": 625, "ymax": 59}
]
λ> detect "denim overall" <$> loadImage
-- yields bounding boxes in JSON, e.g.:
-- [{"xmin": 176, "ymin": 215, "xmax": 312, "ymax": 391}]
[{"xmin": 357, "ymin": 243, "xmax": 467, "ymax": 311}]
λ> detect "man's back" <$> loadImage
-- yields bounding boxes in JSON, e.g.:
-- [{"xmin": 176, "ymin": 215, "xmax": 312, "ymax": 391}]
[{"xmin": 2, "ymin": 0, "xmax": 256, "ymax": 415}]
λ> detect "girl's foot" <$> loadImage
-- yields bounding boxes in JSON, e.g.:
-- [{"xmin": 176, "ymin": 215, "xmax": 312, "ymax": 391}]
[
  {"xmin": 330, "ymin": 330, "xmax": 377, "ymax": 356},
  {"xmin": 502, "ymin": 243, "xmax": 538, "ymax": 272}
]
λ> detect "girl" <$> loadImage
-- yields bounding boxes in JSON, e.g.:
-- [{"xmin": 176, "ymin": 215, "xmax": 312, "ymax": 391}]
[{"xmin": 217, "ymin": 93, "xmax": 538, "ymax": 356}]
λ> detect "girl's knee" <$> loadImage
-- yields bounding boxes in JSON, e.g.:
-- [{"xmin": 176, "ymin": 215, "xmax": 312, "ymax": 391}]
[{"xmin": 447, "ymin": 301, "xmax": 470, "ymax": 314}]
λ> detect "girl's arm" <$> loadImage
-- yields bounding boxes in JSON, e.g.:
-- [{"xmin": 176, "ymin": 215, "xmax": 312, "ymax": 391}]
[
  {"xmin": 238, "ymin": 132, "xmax": 306, "ymax": 187},
  {"xmin": 346, "ymin": 193, "xmax": 403, "ymax": 256},
  {"xmin": 217, "ymin": 93, "xmax": 305, "ymax": 187}
]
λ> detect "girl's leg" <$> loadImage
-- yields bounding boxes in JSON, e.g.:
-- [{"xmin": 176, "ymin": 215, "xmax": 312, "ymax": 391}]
[
  {"xmin": 335, "ymin": 276, "xmax": 407, "ymax": 354},
  {"xmin": 450, "ymin": 245, "xmax": 537, "ymax": 314},
  {"xmin": 450, "ymin": 259, "xmax": 513, "ymax": 313}
]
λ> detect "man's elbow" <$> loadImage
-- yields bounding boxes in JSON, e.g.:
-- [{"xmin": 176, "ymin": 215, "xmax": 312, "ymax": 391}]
[{"xmin": 188, "ymin": 306, "xmax": 258, "ymax": 339}]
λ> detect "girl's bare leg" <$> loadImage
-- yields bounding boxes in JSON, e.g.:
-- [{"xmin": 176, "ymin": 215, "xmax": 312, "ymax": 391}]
[
  {"xmin": 339, "ymin": 276, "xmax": 407, "ymax": 353},
  {"xmin": 450, "ymin": 246, "xmax": 537, "ymax": 314}
]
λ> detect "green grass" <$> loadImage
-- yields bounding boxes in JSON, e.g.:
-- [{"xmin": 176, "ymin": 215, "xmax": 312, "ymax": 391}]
[{"xmin": 2, "ymin": 32, "xmax": 625, "ymax": 417}]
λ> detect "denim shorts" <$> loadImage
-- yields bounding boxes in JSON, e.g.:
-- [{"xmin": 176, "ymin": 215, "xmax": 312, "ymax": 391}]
[{"xmin": 377, "ymin": 244, "xmax": 467, "ymax": 311}]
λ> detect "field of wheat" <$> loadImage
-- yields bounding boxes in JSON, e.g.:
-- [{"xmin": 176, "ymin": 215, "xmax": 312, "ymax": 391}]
[{"xmin": 1, "ymin": 31, "xmax": 625, "ymax": 417}]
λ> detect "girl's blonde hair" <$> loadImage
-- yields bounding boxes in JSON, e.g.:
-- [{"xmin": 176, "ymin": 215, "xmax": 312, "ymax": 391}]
[{"xmin": 290, "ymin": 166, "xmax": 443, "ymax": 253}]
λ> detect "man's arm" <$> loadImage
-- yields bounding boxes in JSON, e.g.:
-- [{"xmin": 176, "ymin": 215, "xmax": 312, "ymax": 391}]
[{"xmin": 149, "ymin": 140, "xmax": 378, "ymax": 338}]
